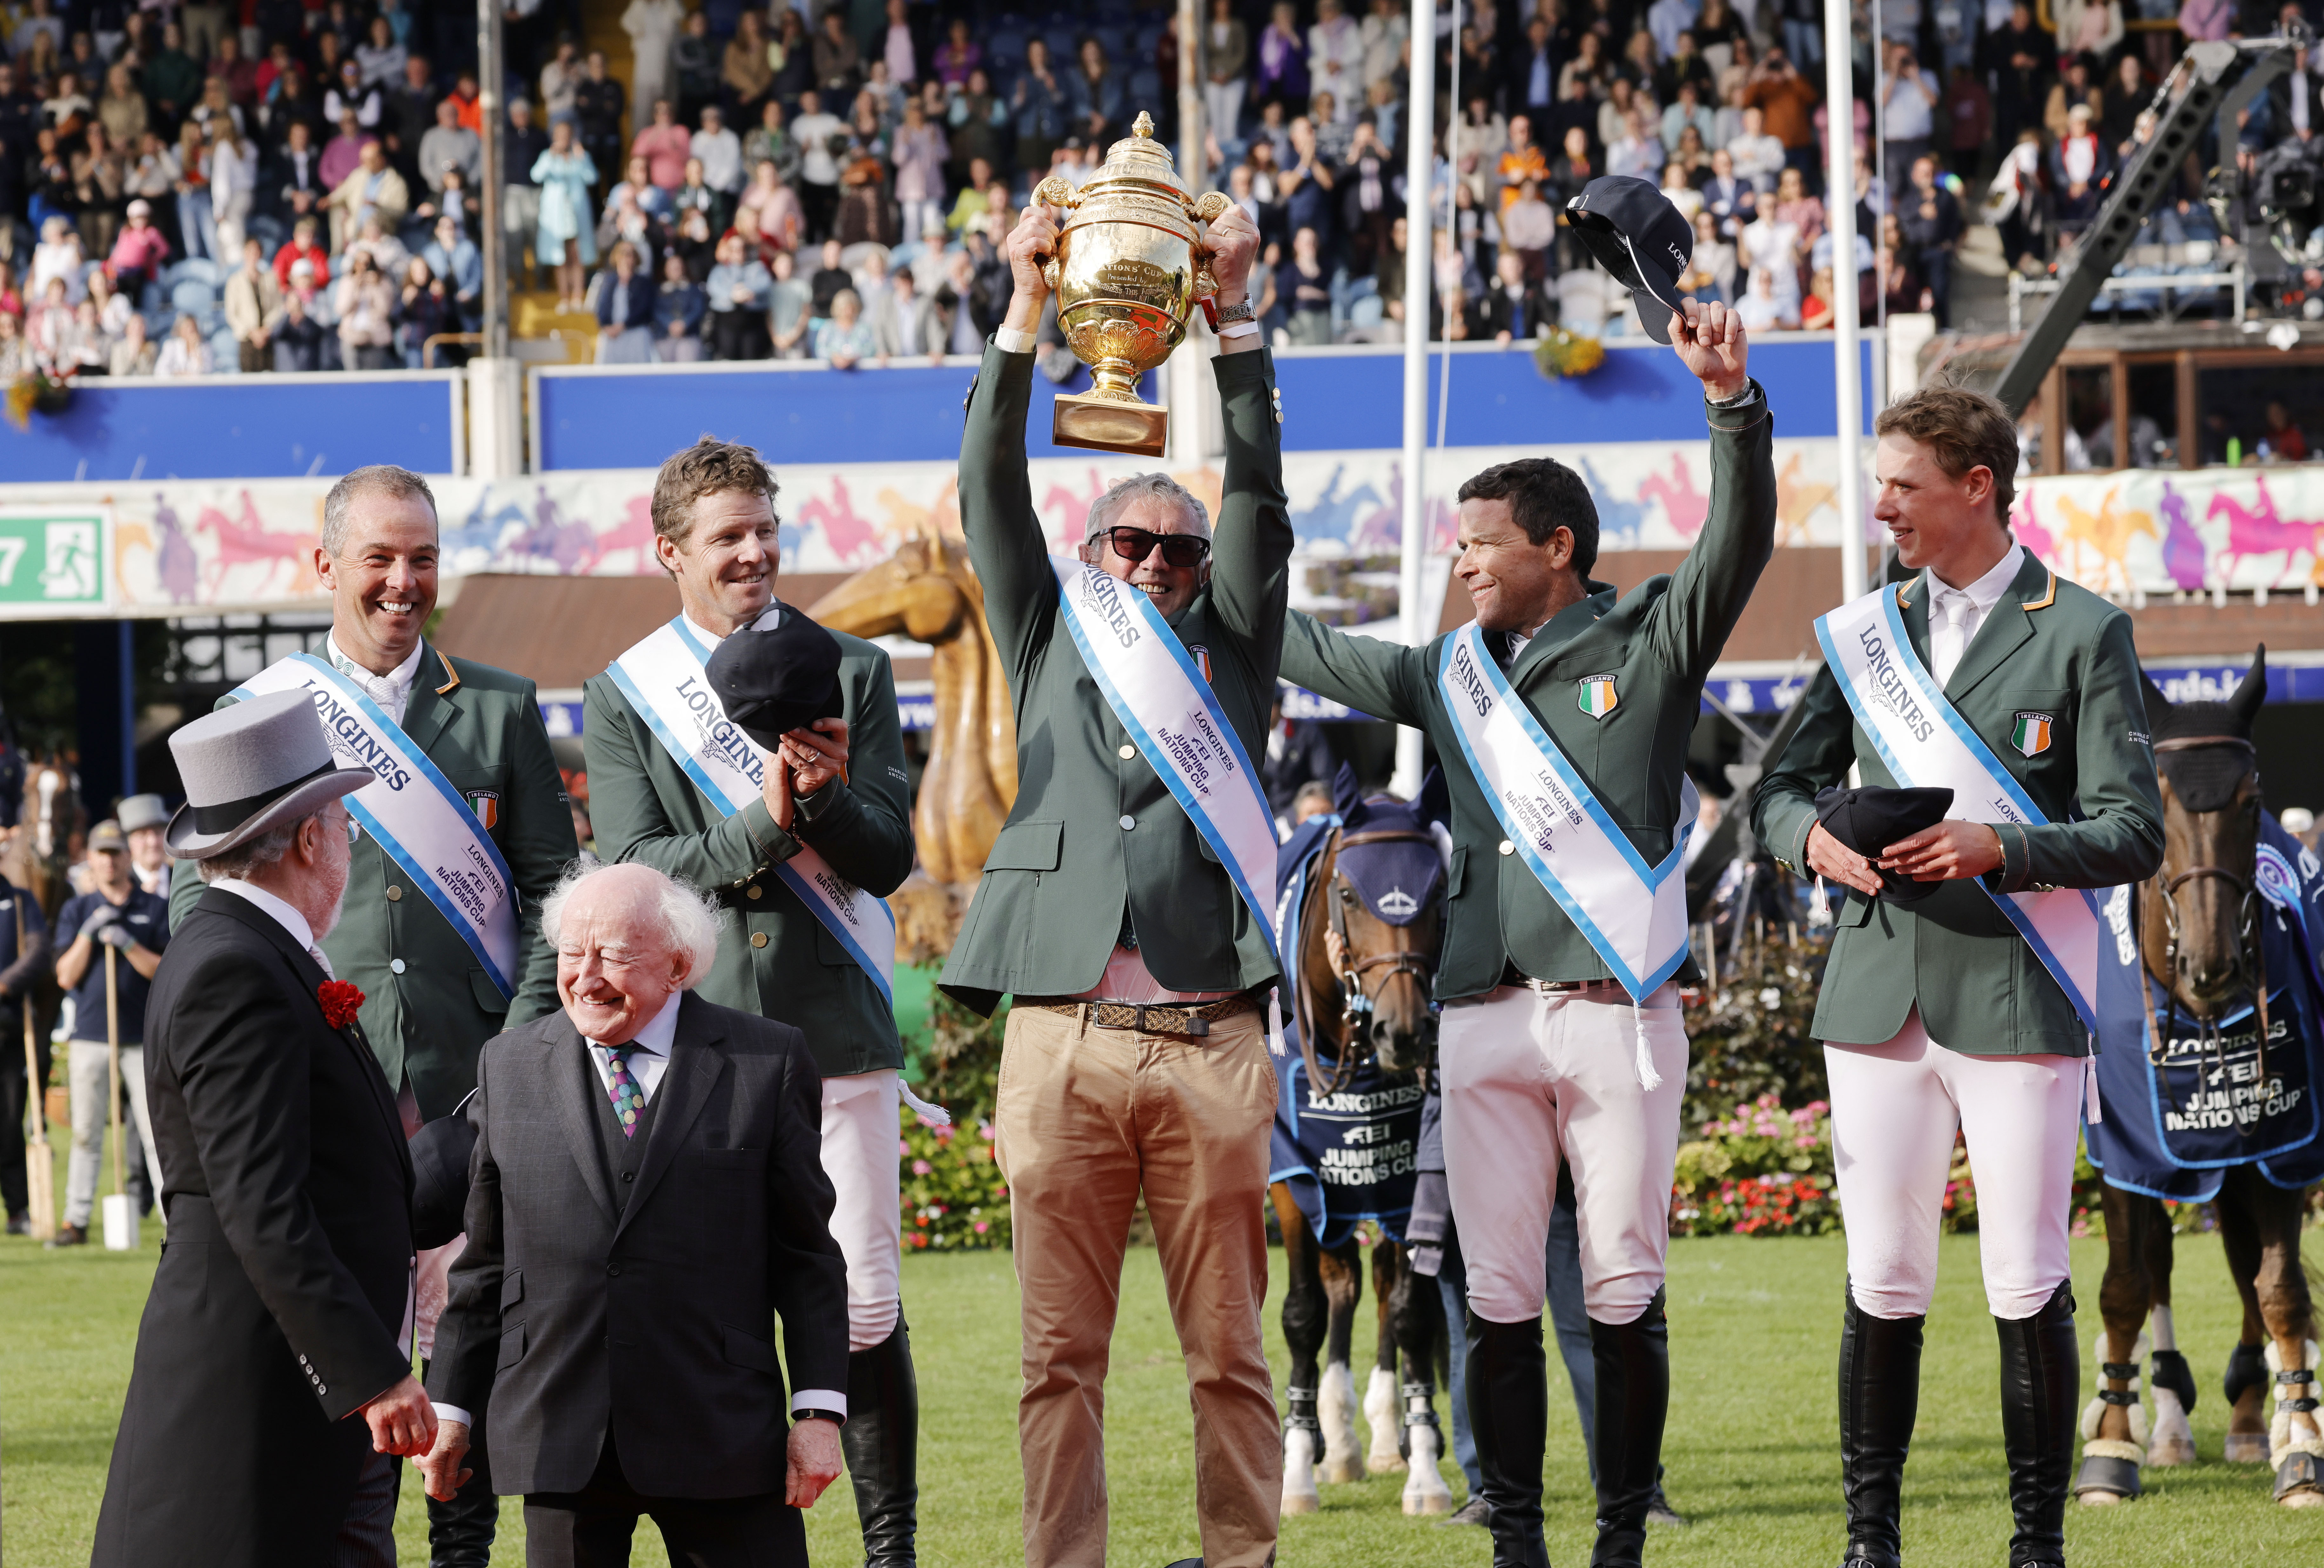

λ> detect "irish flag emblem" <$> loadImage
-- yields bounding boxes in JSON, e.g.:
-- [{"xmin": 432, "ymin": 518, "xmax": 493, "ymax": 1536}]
[
  {"xmin": 1576, "ymin": 676, "xmax": 1620, "ymax": 720},
  {"xmin": 2011, "ymin": 712, "xmax": 2054, "ymax": 757}
]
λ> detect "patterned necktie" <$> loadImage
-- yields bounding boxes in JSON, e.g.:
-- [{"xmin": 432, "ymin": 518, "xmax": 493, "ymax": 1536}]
[
  {"xmin": 604, "ymin": 1046, "xmax": 646, "ymax": 1138},
  {"xmin": 335, "ymin": 654, "xmax": 405, "ymax": 722}
]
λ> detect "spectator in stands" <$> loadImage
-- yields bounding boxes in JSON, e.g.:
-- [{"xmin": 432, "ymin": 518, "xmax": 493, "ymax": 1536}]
[
  {"xmin": 2056, "ymin": 0, "xmax": 2126, "ymax": 66},
  {"xmin": 585, "ymin": 239, "xmax": 649, "ymax": 363},
  {"xmin": 575, "ymin": 51, "xmax": 628, "ymax": 195},
  {"xmin": 322, "ymin": 108, "xmax": 374, "ymax": 194},
  {"xmin": 935, "ymin": 15, "xmax": 983, "ymax": 88},
  {"xmin": 633, "ymin": 98, "xmax": 691, "ymax": 192},
  {"xmin": 863, "ymin": 260, "xmax": 932, "ymax": 362},
  {"xmin": 98, "ymin": 62, "xmax": 147, "ymax": 151},
  {"xmin": 1897, "ymin": 153, "xmax": 1964, "ymax": 325},
  {"xmin": 541, "ymin": 34, "xmax": 583, "ymax": 125},
  {"xmin": 107, "ymin": 309, "xmax": 155, "ymax": 375},
  {"xmin": 396, "ymin": 255, "xmax": 451, "ymax": 367},
  {"xmin": 1204, "ymin": 0, "xmax": 1251, "ymax": 141},
  {"xmin": 154, "ymin": 310, "xmax": 212, "ymax": 376},
  {"xmin": 744, "ymin": 99, "xmax": 800, "ymax": 189},
  {"xmin": 694, "ymin": 103, "xmax": 743, "ymax": 200},
  {"xmin": 1737, "ymin": 259, "xmax": 1799, "ymax": 329},
  {"xmin": 624, "ymin": 0, "xmax": 684, "ymax": 111},
  {"xmin": 738, "ymin": 158, "xmax": 803, "ymax": 253},
  {"xmin": 207, "ymin": 123, "xmax": 256, "ymax": 262},
  {"xmin": 0, "ymin": 310, "xmax": 29, "ymax": 379},
  {"xmin": 892, "ymin": 96, "xmax": 947, "ymax": 251},
  {"xmin": 273, "ymin": 284, "xmax": 326, "ymax": 371},
  {"xmin": 706, "ymin": 227, "xmax": 772, "ymax": 359},
  {"xmin": 1479, "ymin": 249, "xmax": 1552, "ymax": 342},
  {"xmin": 334, "ymin": 247, "xmax": 396, "ymax": 368},
  {"xmin": 105, "ymin": 198, "xmax": 168, "ymax": 287},
  {"xmin": 325, "ymin": 137, "xmax": 409, "ymax": 254},
  {"xmin": 533, "ymin": 118, "xmax": 599, "ymax": 312},
  {"xmin": 143, "ymin": 22, "xmax": 201, "ymax": 130},
  {"xmin": 1883, "ymin": 39, "xmax": 1942, "ymax": 178},
  {"xmin": 1682, "ymin": 208, "xmax": 1739, "ymax": 301},
  {"xmin": 654, "ymin": 249, "xmax": 705, "ymax": 360},
  {"xmin": 225, "ymin": 237, "xmax": 284, "ymax": 373},
  {"xmin": 769, "ymin": 246, "xmax": 813, "ymax": 355},
  {"xmin": 381, "ymin": 52, "xmax": 436, "ymax": 182},
  {"xmin": 2050, "ymin": 102, "xmax": 2112, "ymax": 241},
  {"xmin": 813, "ymin": 286, "xmax": 876, "ymax": 365},
  {"xmin": 810, "ymin": 8, "xmax": 860, "ymax": 104},
  {"xmin": 419, "ymin": 95, "xmax": 481, "ymax": 204},
  {"xmin": 422, "ymin": 214, "xmax": 482, "ymax": 333},
  {"xmin": 793, "ymin": 88, "xmax": 847, "ymax": 243},
  {"xmin": 1743, "ymin": 49, "xmax": 1820, "ymax": 185},
  {"xmin": 1012, "ymin": 40, "xmax": 1066, "ymax": 176}
]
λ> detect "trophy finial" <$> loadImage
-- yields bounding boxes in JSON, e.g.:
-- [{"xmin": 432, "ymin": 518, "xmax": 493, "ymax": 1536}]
[{"xmin": 1132, "ymin": 111, "xmax": 1154, "ymax": 138}]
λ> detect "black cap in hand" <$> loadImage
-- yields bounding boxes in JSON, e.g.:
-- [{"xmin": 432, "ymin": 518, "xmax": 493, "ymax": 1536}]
[
  {"xmin": 1813, "ymin": 784, "xmax": 1957, "ymax": 905},
  {"xmin": 705, "ymin": 605, "xmax": 846, "ymax": 753},
  {"xmin": 1565, "ymin": 175, "xmax": 1696, "ymax": 344}
]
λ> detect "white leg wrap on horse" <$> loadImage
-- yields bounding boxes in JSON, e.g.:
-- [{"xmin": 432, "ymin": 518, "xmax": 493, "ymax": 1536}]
[
  {"xmin": 1319, "ymin": 1361, "xmax": 1362, "ymax": 1484},
  {"xmin": 2147, "ymin": 1304, "xmax": 2177, "ymax": 1353},
  {"xmin": 2148, "ymin": 1385, "xmax": 2197, "ymax": 1467},
  {"xmin": 1364, "ymin": 1365, "xmax": 1406, "ymax": 1473},
  {"xmin": 2264, "ymin": 1339, "xmax": 2324, "ymax": 1470},
  {"xmin": 1402, "ymin": 1423, "xmax": 1454, "ymax": 1514},
  {"xmin": 1280, "ymin": 1426, "xmax": 1321, "ymax": 1514},
  {"xmin": 2079, "ymin": 1331, "xmax": 2151, "ymax": 1451}
]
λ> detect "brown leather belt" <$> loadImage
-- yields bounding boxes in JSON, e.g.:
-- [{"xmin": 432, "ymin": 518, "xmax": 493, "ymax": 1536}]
[{"xmin": 1018, "ymin": 992, "xmax": 1262, "ymax": 1039}]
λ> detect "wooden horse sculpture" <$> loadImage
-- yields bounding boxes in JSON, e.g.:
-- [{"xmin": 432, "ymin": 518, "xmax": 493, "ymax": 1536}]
[
  {"xmin": 809, "ymin": 520, "xmax": 1018, "ymax": 887},
  {"xmin": 2079, "ymin": 650, "xmax": 2323, "ymax": 1508},
  {"xmin": 1272, "ymin": 767, "xmax": 1454, "ymax": 1518}
]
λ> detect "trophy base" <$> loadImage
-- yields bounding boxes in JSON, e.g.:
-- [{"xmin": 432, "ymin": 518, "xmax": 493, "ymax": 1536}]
[{"xmin": 1052, "ymin": 392, "xmax": 1168, "ymax": 457}]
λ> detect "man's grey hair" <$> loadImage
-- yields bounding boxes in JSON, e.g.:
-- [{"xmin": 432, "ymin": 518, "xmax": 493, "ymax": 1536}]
[
  {"xmin": 1085, "ymin": 472, "xmax": 1210, "ymax": 546},
  {"xmin": 539, "ymin": 858, "xmax": 723, "ymax": 986},
  {"xmin": 196, "ymin": 809, "xmax": 323, "ymax": 883},
  {"xmin": 321, "ymin": 465, "xmax": 438, "ymax": 559}
]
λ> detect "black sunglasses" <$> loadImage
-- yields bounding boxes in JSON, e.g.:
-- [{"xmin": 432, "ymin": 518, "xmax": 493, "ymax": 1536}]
[{"xmin": 1098, "ymin": 526, "xmax": 1211, "ymax": 569}]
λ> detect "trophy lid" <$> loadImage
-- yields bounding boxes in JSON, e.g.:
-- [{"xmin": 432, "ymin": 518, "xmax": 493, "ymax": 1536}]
[{"xmin": 1088, "ymin": 111, "xmax": 1190, "ymax": 200}]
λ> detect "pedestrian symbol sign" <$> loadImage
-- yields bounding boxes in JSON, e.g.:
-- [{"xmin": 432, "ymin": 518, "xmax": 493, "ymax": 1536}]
[{"xmin": 0, "ymin": 513, "xmax": 108, "ymax": 609}]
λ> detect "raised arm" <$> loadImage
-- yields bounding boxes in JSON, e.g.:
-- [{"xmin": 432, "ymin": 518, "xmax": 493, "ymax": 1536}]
[
  {"xmin": 500, "ymin": 683, "xmax": 582, "ymax": 1027},
  {"xmin": 1199, "ymin": 204, "xmax": 1291, "ymax": 679},
  {"xmin": 1644, "ymin": 302, "xmax": 1777, "ymax": 685}
]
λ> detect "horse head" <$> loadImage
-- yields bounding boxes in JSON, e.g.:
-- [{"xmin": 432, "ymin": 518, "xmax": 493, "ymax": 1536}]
[
  {"xmin": 1305, "ymin": 764, "xmax": 1450, "ymax": 1076},
  {"xmin": 2139, "ymin": 649, "xmax": 2268, "ymax": 1021},
  {"xmin": 808, "ymin": 521, "xmax": 976, "ymax": 644}
]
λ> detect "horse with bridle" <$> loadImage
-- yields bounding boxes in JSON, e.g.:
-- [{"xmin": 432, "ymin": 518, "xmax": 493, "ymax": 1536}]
[
  {"xmin": 1270, "ymin": 766, "xmax": 1454, "ymax": 1517},
  {"xmin": 2079, "ymin": 649, "xmax": 2323, "ymax": 1509}
]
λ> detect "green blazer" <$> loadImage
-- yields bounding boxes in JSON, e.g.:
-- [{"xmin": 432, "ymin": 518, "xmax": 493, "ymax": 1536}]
[
  {"xmin": 1751, "ymin": 549, "xmax": 2164, "ymax": 1055},
  {"xmin": 170, "ymin": 644, "xmax": 577, "ymax": 1119},
  {"xmin": 1278, "ymin": 385, "xmax": 1778, "ymax": 1004},
  {"xmin": 938, "ymin": 343, "xmax": 1294, "ymax": 1017},
  {"xmin": 581, "ymin": 612, "xmax": 914, "ymax": 1079}
]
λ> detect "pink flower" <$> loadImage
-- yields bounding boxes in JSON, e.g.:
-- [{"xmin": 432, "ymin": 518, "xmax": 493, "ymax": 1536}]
[
  {"xmin": 911, "ymin": 1159, "xmax": 932, "ymax": 1175},
  {"xmin": 974, "ymin": 1220, "xmax": 989, "ymax": 1234},
  {"xmin": 898, "ymin": 1139, "xmax": 912, "ymax": 1156}
]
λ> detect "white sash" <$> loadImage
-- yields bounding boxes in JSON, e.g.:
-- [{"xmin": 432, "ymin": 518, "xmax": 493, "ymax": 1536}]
[
  {"xmin": 235, "ymin": 654, "xmax": 519, "ymax": 999},
  {"xmin": 1438, "ymin": 624, "xmax": 1697, "ymax": 1003},
  {"xmin": 1814, "ymin": 583, "xmax": 2104, "ymax": 1032},
  {"xmin": 1050, "ymin": 557, "xmax": 1281, "ymax": 968},
  {"xmin": 606, "ymin": 615, "xmax": 896, "ymax": 1003}
]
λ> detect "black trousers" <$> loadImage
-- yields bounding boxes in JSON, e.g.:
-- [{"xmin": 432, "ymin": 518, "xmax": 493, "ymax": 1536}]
[
  {"xmin": 0, "ymin": 1007, "xmax": 52, "ymax": 1219},
  {"xmin": 522, "ymin": 1436, "xmax": 804, "ymax": 1568}
]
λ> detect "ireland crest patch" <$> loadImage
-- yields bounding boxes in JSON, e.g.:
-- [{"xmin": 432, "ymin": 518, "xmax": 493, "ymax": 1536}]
[
  {"xmin": 1576, "ymin": 675, "xmax": 1619, "ymax": 720},
  {"xmin": 2010, "ymin": 712, "xmax": 2054, "ymax": 757},
  {"xmin": 466, "ymin": 789, "xmax": 501, "ymax": 829}
]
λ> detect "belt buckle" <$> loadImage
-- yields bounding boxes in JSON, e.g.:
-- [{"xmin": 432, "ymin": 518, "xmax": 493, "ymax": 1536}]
[{"xmin": 1135, "ymin": 1004, "xmax": 1208, "ymax": 1038}]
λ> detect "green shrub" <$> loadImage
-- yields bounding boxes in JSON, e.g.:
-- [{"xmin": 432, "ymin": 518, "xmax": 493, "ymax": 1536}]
[{"xmin": 897, "ymin": 990, "xmax": 1011, "ymax": 1251}]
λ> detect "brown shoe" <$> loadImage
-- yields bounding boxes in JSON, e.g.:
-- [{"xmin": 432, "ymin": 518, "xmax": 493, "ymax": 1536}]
[{"xmin": 45, "ymin": 1222, "xmax": 86, "ymax": 1248}]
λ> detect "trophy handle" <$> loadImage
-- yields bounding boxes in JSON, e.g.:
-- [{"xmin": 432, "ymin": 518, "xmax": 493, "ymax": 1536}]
[
  {"xmin": 1188, "ymin": 191, "xmax": 1232, "ymax": 301},
  {"xmin": 1191, "ymin": 191, "xmax": 1233, "ymax": 225},
  {"xmin": 1031, "ymin": 177, "xmax": 1078, "ymax": 290}
]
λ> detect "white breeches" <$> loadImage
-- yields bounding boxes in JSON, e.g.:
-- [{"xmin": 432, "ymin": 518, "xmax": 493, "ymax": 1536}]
[
  {"xmin": 823, "ymin": 1067, "xmax": 905, "ymax": 1351},
  {"xmin": 1440, "ymin": 983, "xmax": 1688, "ymax": 1324},
  {"xmin": 1825, "ymin": 1010, "xmax": 2083, "ymax": 1322}
]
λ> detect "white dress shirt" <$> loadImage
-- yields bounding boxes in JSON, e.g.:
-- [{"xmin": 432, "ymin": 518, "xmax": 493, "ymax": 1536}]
[
  {"xmin": 328, "ymin": 636, "xmax": 427, "ymax": 726},
  {"xmin": 1926, "ymin": 543, "xmax": 2025, "ymax": 688}
]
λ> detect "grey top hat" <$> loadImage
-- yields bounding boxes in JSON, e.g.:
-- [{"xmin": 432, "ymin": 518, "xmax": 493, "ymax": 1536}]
[
  {"xmin": 165, "ymin": 691, "xmax": 378, "ymax": 861},
  {"xmin": 116, "ymin": 792, "xmax": 171, "ymax": 835}
]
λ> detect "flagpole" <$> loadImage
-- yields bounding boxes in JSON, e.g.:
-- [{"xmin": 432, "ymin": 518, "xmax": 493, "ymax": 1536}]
[
  {"xmin": 1393, "ymin": 0, "xmax": 1439, "ymax": 798},
  {"xmin": 1825, "ymin": 0, "xmax": 1867, "ymax": 605}
]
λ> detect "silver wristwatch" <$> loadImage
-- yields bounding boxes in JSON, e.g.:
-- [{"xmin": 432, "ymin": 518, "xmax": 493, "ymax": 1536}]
[{"xmin": 1213, "ymin": 298, "xmax": 1256, "ymax": 326}]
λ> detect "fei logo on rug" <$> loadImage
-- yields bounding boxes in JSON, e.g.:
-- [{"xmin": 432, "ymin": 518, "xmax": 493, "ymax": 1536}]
[
  {"xmin": 2011, "ymin": 711, "xmax": 2055, "ymax": 757},
  {"xmin": 1576, "ymin": 675, "xmax": 1620, "ymax": 720}
]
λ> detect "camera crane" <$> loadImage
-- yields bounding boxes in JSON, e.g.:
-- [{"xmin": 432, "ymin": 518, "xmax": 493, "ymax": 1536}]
[{"xmin": 1993, "ymin": 28, "xmax": 2312, "ymax": 415}]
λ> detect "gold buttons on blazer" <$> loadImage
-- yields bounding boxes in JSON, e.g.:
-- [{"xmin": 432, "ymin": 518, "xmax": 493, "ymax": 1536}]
[
  {"xmin": 751, "ymin": 932, "xmax": 769, "ymax": 948},
  {"xmin": 747, "ymin": 885, "xmax": 762, "ymax": 899},
  {"xmin": 1118, "ymin": 744, "xmax": 1136, "ymax": 760},
  {"xmin": 386, "ymin": 885, "xmax": 402, "ymax": 901}
]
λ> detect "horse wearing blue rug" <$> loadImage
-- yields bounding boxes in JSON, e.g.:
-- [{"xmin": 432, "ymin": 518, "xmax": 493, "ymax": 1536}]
[
  {"xmin": 1270, "ymin": 767, "xmax": 1454, "ymax": 1517},
  {"xmin": 2078, "ymin": 650, "xmax": 2324, "ymax": 1508}
]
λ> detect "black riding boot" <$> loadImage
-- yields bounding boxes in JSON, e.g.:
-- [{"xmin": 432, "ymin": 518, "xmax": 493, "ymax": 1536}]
[
  {"xmin": 1996, "ymin": 1281, "xmax": 2078, "ymax": 1568},
  {"xmin": 1837, "ymin": 1283, "xmax": 1924, "ymax": 1568},
  {"xmin": 1586, "ymin": 1290, "xmax": 1669, "ymax": 1568},
  {"xmin": 424, "ymin": 1403, "xmax": 495, "ymax": 1567},
  {"xmin": 843, "ymin": 1319, "xmax": 920, "ymax": 1567},
  {"xmin": 1466, "ymin": 1312, "xmax": 1551, "ymax": 1568}
]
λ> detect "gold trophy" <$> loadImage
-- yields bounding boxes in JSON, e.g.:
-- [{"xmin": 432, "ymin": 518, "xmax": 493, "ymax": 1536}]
[{"xmin": 1035, "ymin": 112, "xmax": 1232, "ymax": 457}]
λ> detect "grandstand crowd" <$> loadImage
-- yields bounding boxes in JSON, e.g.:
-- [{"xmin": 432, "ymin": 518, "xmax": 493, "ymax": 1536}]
[{"xmin": 0, "ymin": 0, "xmax": 2316, "ymax": 377}]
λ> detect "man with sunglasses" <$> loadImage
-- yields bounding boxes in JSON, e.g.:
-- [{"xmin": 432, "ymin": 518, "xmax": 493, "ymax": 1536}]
[
  {"xmin": 944, "ymin": 194, "xmax": 1290, "ymax": 1568},
  {"xmin": 1275, "ymin": 297, "xmax": 1773, "ymax": 1568}
]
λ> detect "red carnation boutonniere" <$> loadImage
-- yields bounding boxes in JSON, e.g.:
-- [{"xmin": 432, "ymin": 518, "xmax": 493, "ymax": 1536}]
[{"xmin": 318, "ymin": 980, "xmax": 366, "ymax": 1030}]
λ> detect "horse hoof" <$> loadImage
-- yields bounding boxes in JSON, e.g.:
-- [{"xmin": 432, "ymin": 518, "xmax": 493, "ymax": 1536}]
[
  {"xmin": 2148, "ymin": 1434, "xmax": 2198, "ymax": 1467},
  {"xmin": 2280, "ymin": 1489, "xmax": 2324, "ymax": 1509},
  {"xmin": 1404, "ymin": 1491, "xmax": 1454, "ymax": 1516},
  {"xmin": 2276, "ymin": 1451, "xmax": 2324, "ymax": 1505},
  {"xmin": 2225, "ymin": 1434, "xmax": 2272, "ymax": 1464},
  {"xmin": 2074, "ymin": 1452, "xmax": 2141, "ymax": 1503},
  {"xmin": 1367, "ymin": 1455, "xmax": 1408, "ymax": 1475},
  {"xmin": 1322, "ymin": 1458, "xmax": 1363, "ymax": 1485},
  {"xmin": 1281, "ymin": 1490, "xmax": 1320, "ymax": 1515}
]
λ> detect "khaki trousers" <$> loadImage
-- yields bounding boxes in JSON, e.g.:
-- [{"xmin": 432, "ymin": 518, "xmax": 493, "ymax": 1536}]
[{"xmin": 996, "ymin": 1003, "xmax": 1282, "ymax": 1568}]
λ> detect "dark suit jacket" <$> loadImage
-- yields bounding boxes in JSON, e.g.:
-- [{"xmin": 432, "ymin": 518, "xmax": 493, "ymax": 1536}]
[
  {"xmin": 427, "ymin": 993, "xmax": 849, "ymax": 1498},
  {"xmin": 93, "ymin": 887, "xmax": 417, "ymax": 1568}
]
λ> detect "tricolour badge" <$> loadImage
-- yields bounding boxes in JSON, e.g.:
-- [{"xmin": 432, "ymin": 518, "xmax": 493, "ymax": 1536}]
[
  {"xmin": 2011, "ymin": 712, "xmax": 2054, "ymax": 757},
  {"xmin": 1576, "ymin": 675, "xmax": 1620, "ymax": 720},
  {"xmin": 466, "ymin": 789, "xmax": 501, "ymax": 829},
  {"xmin": 1189, "ymin": 644, "xmax": 1213, "ymax": 683}
]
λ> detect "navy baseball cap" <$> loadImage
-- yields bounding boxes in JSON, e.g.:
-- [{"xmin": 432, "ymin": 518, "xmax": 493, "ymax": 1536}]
[
  {"xmin": 706, "ymin": 604, "xmax": 846, "ymax": 750},
  {"xmin": 1813, "ymin": 785, "xmax": 1957, "ymax": 905},
  {"xmin": 1565, "ymin": 175, "xmax": 1696, "ymax": 344}
]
